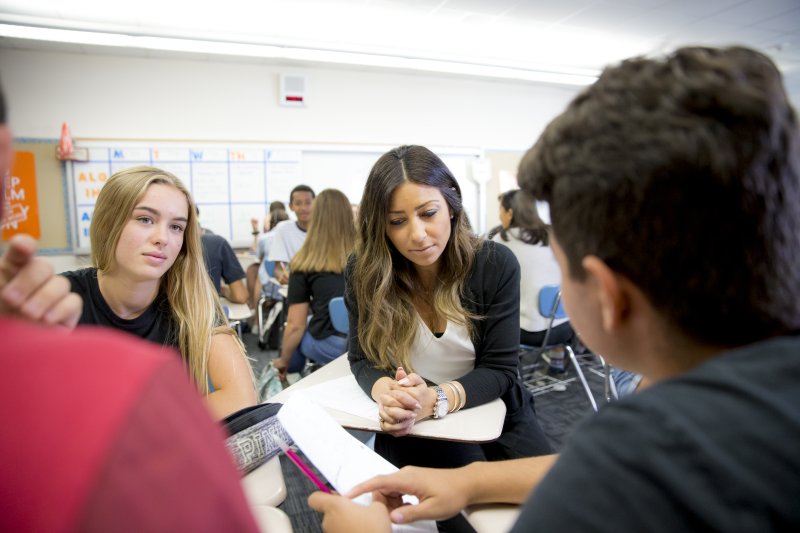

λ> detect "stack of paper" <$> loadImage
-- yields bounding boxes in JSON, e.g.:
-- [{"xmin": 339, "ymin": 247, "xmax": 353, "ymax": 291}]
[{"xmin": 278, "ymin": 396, "xmax": 436, "ymax": 533}]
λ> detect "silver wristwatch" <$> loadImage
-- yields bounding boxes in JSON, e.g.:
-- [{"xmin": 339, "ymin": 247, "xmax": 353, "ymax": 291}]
[{"xmin": 432, "ymin": 385, "xmax": 449, "ymax": 419}]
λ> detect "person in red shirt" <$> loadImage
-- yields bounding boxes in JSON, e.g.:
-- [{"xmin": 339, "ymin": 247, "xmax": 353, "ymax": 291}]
[{"xmin": 0, "ymin": 82, "xmax": 258, "ymax": 532}]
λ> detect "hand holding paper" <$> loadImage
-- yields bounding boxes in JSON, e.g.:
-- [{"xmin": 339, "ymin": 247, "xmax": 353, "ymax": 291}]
[
  {"xmin": 277, "ymin": 396, "xmax": 436, "ymax": 532},
  {"xmin": 308, "ymin": 492, "xmax": 393, "ymax": 533},
  {"xmin": 346, "ymin": 466, "xmax": 474, "ymax": 525}
]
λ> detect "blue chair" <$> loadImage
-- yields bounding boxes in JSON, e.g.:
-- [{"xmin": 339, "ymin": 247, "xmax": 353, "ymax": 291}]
[
  {"xmin": 530, "ymin": 284, "xmax": 616, "ymax": 411},
  {"xmin": 295, "ymin": 297, "xmax": 347, "ymax": 377},
  {"xmin": 537, "ymin": 285, "xmax": 565, "ymax": 348},
  {"xmin": 328, "ymin": 297, "xmax": 348, "ymax": 335}
]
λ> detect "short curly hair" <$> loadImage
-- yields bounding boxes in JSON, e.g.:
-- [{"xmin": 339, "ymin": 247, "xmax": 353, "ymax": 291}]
[{"xmin": 519, "ymin": 46, "xmax": 800, "ymax": 346}]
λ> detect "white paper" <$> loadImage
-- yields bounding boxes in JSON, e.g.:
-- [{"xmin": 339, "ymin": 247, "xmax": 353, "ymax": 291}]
[
  {"xmin": 295, "ymin": 374, "xmax": 379, "ymax": 421},
  {"xmin": 278, "ymin": 397, "xmax": 436, "ymax": 533}
]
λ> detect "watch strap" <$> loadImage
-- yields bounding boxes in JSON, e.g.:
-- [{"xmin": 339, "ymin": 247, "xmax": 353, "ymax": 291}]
[{"xmin": 432, "ymin": 385, "xmax": 448, "ymax": 419}]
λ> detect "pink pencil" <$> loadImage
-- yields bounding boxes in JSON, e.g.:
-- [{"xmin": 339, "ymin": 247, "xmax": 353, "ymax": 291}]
[{"xmin": 277, "ymin": 438, "xmax": 331, "ymax": 493}]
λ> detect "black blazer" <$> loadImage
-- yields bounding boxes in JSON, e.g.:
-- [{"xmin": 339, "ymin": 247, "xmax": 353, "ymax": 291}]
[{"xmin": 346, "ymin": 240, "xmax": 534, "ymax": 422}]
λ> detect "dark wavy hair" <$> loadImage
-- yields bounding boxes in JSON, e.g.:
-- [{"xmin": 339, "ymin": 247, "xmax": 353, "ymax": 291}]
[
  {"xmin": 497, "ymin": 189, "xmax": 548, "ymax": 245},
  {"xmin": 519, "ymin": 46, "xmax": 800, "ymax": 347},
  {"xmin": 353, "ymin": 145, "xmax": 482, "ymax": 371}
]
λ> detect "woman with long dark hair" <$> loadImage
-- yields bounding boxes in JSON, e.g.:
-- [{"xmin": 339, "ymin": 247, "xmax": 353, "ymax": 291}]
[{"xmin": 348, "ymin": 145, "xmax": 551, "ymax": 469}]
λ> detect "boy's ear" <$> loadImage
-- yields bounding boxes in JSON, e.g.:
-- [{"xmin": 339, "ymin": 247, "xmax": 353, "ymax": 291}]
[{"xmin": 582, "ymin": 256, "xmax": 629, "ymax": 332}]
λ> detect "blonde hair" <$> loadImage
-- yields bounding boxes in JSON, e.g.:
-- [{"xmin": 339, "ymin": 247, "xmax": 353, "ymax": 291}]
[
  {"xmin": 291, "ymin": 189, "xmax": 355, "ymax": 273},
  {"xmin": 354, "ymin": 146, "xmax": 481, "ymax": 372},
  {"xmin": 91, "ymin": 165, "xmax": 248, "ymax": 395}
]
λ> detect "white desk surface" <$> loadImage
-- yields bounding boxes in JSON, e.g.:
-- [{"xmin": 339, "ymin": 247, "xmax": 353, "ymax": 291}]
[
  {"xmin": 221, "ymin": 297, "xmax": 253, "ymax": 321},
  {"xmin": 236, "ymin": 252, "xmax": 259, "ymax": 271},
  {"xmin": 271, "ymin": 355, "xmax": 506, "ymax": 443},
  {"xmin": 464, "ymin": 504, "xmax": 520, "ymax": 533},
  {"xmin": 241, "ymin": 456, "xmax": 287, "ymax": 507},
  {"xmin": 250, "ymin": 504, "xmax": 293, "ymax": 533}
]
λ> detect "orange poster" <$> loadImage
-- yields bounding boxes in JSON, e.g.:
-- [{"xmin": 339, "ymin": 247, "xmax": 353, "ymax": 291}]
[{"xmin": 2, "ymin": 151, "xmax": 41, "ymax": 239}]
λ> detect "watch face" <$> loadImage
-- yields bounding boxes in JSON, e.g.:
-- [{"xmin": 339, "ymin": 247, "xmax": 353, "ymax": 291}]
[{"xmin": 436, "ymin": 401, "xmax": 448, "ymax": 418}]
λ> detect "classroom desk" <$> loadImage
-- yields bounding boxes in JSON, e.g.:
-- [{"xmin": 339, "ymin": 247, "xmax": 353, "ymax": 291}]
[
  {"xmin": 250, "ymin": 504, "xmax": 293, "ymax": 533},
  {"xmin": 241, "ymin": 456, "xmax": 287, "ymax": 507},
  {"xmin": 221, "ymin": 297, "xmax": 253, "ymax": 336},
  {"xmin": 271, "ymin": 355, "xmax": 506, "ymax": 443},
  {"xmin": 463, "ymin": 504, "xmax": 521, "ymax": 533},
  {"xmin": 236, "ymin": 252, "xmax": 259, "ymax": 271}
]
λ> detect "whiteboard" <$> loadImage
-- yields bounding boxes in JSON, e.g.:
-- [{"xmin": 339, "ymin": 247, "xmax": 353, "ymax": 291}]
[{"xmin": 67, "ymin": 141, "xmax": 482, "ymax": 251}]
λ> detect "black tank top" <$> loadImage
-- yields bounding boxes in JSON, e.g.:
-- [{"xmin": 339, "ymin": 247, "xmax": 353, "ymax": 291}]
[{"xmin": 62, "ymin": 268, "xmax": 179, "ymax": 352}]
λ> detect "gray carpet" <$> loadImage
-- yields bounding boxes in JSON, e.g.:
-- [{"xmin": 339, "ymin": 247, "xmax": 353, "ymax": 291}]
[{"xmin": 241, "ymin": 331, "xmax": 609, "ymax": 533}]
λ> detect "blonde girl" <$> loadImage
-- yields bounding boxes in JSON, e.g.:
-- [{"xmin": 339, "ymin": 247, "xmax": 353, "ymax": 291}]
[
  {"xmin": 273, "ymin": 189, "xmax": 355, "ymax": 379},
  {"xmin": 63, "ymin": 166, "xmax": 256, "ymax": 419}
]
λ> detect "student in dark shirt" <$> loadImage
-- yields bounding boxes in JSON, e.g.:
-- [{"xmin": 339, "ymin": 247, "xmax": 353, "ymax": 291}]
[
  {"xmin": 309, "ymin": 46, "xmax": 800, "ymax": 532},
  {"xmin": 200, "ymin": 231, "xmax": 247, "ymax": 303},
  {"xmin": 273, "ymin": 189, "xmax": 356, "ymax": 379},
  {"xmin": 196, "ymin": 206, "xmax": 247, "ymax": 304},
  {"xmin": 63, "ymin": 166, "xmax": 256, "ymax": 419}
]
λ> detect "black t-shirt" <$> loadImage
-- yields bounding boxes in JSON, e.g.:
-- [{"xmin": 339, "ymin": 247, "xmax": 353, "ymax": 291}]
[
  {"xmin": 287, "ymin": 271, "xmax": 345, "ymax": 340},
  {"xmin": 512, "ymin": 335, "xmax": 800, "ymax": 532},
  {"xmin": 200, "ymin": 233, "xmax": 246, "ymax": 292},
  {"xmin": 63, "ymin": 268, "xmax": 179, "ymax": 350}
]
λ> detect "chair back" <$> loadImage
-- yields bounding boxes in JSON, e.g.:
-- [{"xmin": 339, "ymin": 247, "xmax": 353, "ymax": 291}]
[
  {"xmin": 532, "ymin": 284, "xmax": 615, "ymax": 412},
  {"xmin": 264, "ymin": 260, "xmax": 276, "ymax": 278},
  {"xmin": 328, "ymin": 297, "xmax": 348, "ymax": 335},
  {"xmin": 536, "ymin": 284, "xmax": 567, "ymax": 351},
  {"xmin": 538, "ymin": 285, "xmax": 566, "ymax": 320}
]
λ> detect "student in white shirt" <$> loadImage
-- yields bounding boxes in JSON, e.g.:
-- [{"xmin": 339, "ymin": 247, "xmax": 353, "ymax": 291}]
[
  {"xmin": 492, "ymin": 189, "xmax": 574, "ymax": 348},
  {"xmin": 268, "ymin": 185, "xmax": 315, "ymax": 284}
]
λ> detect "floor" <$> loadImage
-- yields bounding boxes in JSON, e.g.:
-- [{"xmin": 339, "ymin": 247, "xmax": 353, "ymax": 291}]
[{"xmin": 242, "ymin": 331, "xmax": 610, "ymax": 533}]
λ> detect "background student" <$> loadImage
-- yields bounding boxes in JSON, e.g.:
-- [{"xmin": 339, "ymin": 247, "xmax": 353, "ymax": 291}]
[
  {"xmin": 310, "ymin": 46, "xmax": 800, "ymax": 531},
  {"xmin": 269, "ymin": 184, "xmax": 315, "ymax": 284},
  {"xmin": 0, "ymin": 82, "xmax": 258, "ymax": 533},
  {"xmin": 248, "ymin": 208, "xmax": 289, "ymax": 310},
  {"xmin": 249, "ymin": 199, "xmax": 287, "ymax": 252},
  {"xmin": 198, "ymin": 207, "xmax": 248, "ymax": 304},
  {"xmin": 347, "ymin": 145, "xmax": 551, "ymax": 470},
  {"xmin": 273, "ymin": 188, "xmax": 355, "ymax": 379},
  {"xmin": 62, "ymin": 166, "xmax": 256, "ymax": 419},
  {"xmin": 492, "ymin": 189, "xmax": 574, "ymax": 348}
]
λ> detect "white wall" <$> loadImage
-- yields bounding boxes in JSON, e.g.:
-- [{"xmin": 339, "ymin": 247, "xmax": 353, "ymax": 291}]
[{"xmin": 1, "ymin": 48, "xmax": 579, "ymax": 150}]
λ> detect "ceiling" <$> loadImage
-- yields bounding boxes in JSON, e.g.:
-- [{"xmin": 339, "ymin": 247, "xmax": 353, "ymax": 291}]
[{"xmin": 1, "ymin": 0, "xmax": 799, "ymax": 95}]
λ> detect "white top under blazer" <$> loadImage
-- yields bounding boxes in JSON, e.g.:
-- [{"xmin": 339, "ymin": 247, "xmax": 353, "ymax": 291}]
[{"xmin": 410, "ymin": 316, "xmax": 476, "ymax": 384}]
